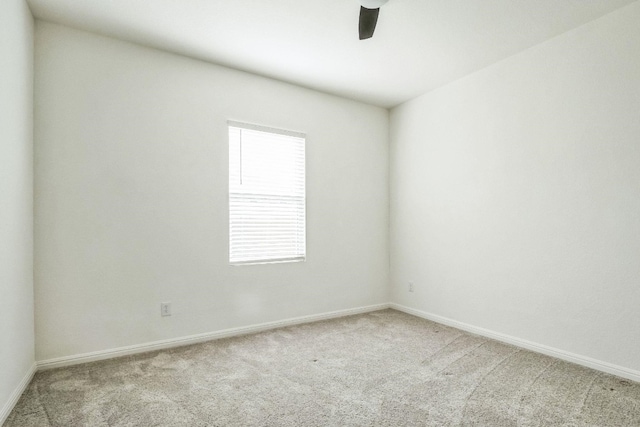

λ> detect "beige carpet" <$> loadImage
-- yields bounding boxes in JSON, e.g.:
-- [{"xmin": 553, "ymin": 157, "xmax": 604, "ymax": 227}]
[{"xmin": 5, "ymin": 309, "xmax": 640, "ymax": 426}]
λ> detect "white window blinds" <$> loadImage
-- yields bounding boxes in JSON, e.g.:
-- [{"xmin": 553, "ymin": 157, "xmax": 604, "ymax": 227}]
[{"xmin": 228, "ymin": 121, "xmax": 306, "ymax": 264}]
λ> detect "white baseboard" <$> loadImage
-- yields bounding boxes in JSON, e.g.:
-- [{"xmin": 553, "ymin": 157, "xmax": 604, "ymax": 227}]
[
  {"xmin": 35, "ymin": 301, "xmax": 639, "ymax": 383},
  {"xmin": 390, "ymin": 303, "xmax": 640, "ymax": 383},
  {"xmin": 0, "ymin": 362, "xmax": 37, "ymax": 426},
  {"xmin": 37, "ymin": 303, "xmax": 390, "ymax": 371}
]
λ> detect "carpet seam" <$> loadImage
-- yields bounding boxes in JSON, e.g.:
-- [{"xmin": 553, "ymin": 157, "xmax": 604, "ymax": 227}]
[
  {"xmin": 574, "ymin": 371, "xmax": 602, "ymax": 424},
  {"xmin": 458, "ymin": 348, "xmax": 523, "ymax": 423},
  {"xmin": 515, "ymin": 358, "xmax": 559, "ymax": 422},
  {"xmin": 420, "ymin": 333, "xmax": 466, "ymax": 365}
]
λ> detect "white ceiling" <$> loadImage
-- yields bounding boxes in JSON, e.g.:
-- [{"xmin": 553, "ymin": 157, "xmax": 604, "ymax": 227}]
[{"xmin": 27, "ymin": 0, "xmax": 636, "ymax": 108}]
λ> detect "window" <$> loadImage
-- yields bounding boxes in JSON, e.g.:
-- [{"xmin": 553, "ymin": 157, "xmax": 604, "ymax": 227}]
[{"xmin": 228, "ymin": 121, "xmax": 306, "ymax": 264}]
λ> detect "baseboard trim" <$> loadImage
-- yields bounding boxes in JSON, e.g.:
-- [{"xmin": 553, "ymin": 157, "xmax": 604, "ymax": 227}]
[
  {"xmin": 390, "ymin": 303, "xmax": 640, "ymax": 383},
  {"xmin": 37, "ymin": 303, "xmax": 390, "ymax": 371},
  {"xmin": 0, "ymin": 362, "xmax": 37, "ymax": 426},
  {"xmin": 35, "ymin": 302, "xmax": 638, "ymax": 382}
]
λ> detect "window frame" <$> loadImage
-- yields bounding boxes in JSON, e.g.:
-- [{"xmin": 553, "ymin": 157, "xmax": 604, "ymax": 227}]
[{"xmin": 227, "ymin": 120, "xmax": 306, "ymax": 265}]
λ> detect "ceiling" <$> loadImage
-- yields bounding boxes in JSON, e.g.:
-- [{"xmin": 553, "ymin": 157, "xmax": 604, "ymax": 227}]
[{"xmin": 27, "ymin": 0, "xmax": 637, "ymax": 108}]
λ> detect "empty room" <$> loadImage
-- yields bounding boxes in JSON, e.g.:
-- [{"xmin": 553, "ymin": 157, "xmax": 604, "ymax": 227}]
[{"xmin": 2, "ymin": 0, "xmax": 640, "ymax": 425}]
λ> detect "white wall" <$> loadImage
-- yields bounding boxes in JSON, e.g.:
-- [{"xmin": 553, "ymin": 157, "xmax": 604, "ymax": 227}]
[
  {"xmin": 34, "ymin": 22, "xmax": 389, "ymax": 361},
  {"xmin": 0, "ymin": 0, "xmax": 35, "ymax": 419},
  {"xmin": 390, "ymin": 1, "xmax": 640, "ymax": 373}
]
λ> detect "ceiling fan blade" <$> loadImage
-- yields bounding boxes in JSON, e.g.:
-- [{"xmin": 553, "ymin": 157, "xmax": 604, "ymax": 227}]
[{"xmin": 359, "ymin": 6, "xmax": 379, "ymax": 40}]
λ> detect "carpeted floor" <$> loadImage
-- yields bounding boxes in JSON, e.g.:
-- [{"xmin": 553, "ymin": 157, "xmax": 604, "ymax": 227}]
[{"xmin": 5, "ymin": 309, "xmax": 640, "ymax": 426}]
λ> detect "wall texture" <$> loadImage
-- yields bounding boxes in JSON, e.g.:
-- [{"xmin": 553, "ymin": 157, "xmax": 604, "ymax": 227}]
[
  {"xmin": 0, "ymin": 0, "xmax": 35, "ymax": 420},
  {"xmin": 390, "ymin": 2, "xmax": 640, "ymax": 373},
  {"xmin": 34, "ymin": 22, "xmax": 389, "ymax": 361}
]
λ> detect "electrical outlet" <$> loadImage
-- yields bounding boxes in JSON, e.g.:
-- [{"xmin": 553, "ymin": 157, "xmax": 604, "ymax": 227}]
[
  {"xmin": 409, "ymin": 282, "xmax": 414, "ymax": 292},
  {"xmin": 161, "ymin": 302, "xmax": 172, "ymax": 317}
]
